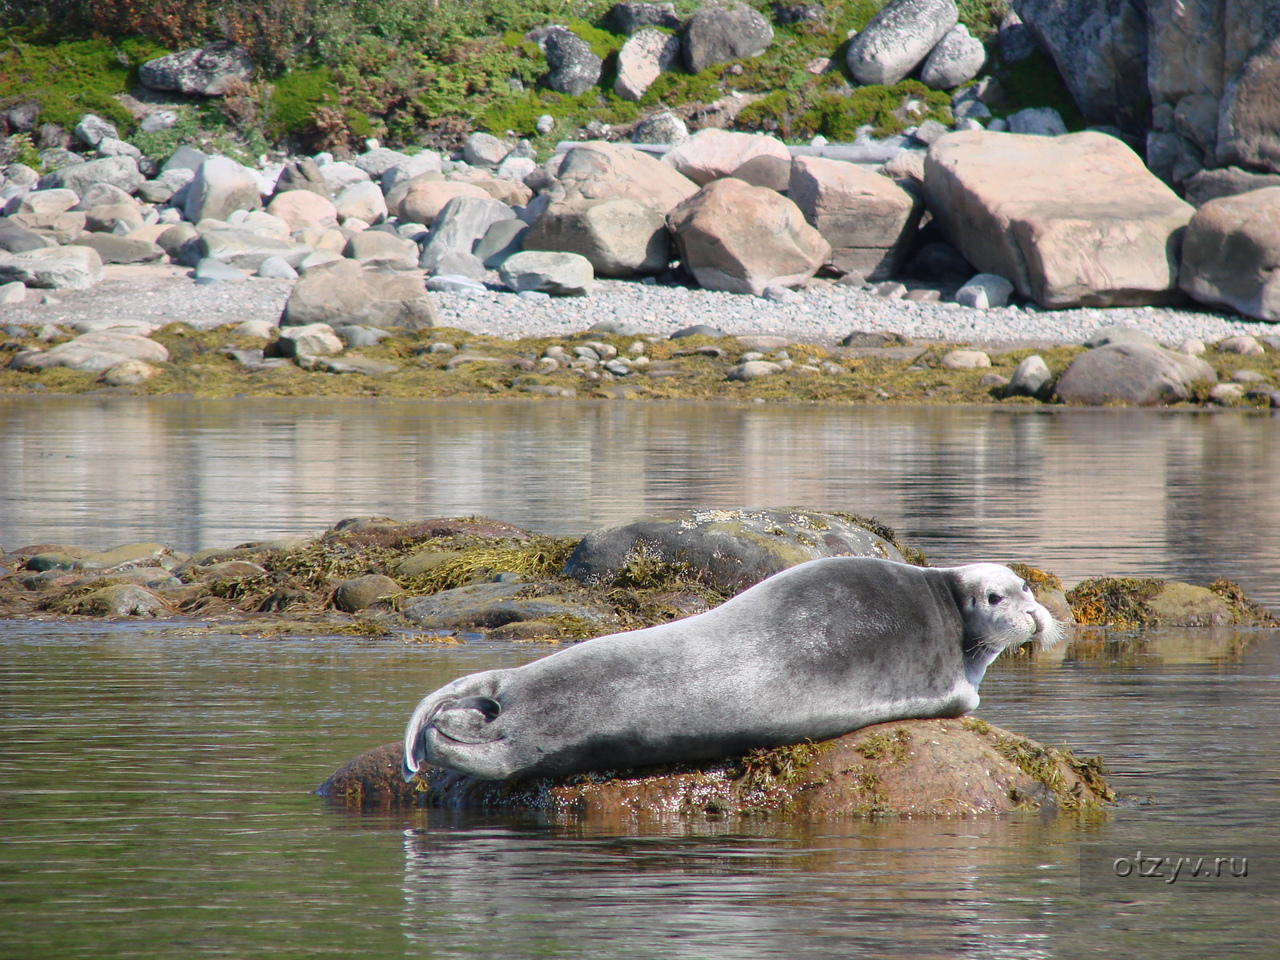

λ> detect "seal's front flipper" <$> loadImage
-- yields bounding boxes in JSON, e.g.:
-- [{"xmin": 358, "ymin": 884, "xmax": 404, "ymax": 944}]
[{"xmin": 432, "ymin": 696, "xmax": 503, "ymax": 744}]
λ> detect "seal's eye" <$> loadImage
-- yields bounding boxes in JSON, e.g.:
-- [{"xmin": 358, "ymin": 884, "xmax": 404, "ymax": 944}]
[{"xmin": 988, "ymin": 593, "xmax": 1003, "ymax": 605}]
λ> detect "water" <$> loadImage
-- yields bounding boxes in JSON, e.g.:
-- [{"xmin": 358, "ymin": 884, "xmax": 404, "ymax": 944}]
[{"xmin": 2, "ymin": 397, "xmax": 1279, "ymax": 957}]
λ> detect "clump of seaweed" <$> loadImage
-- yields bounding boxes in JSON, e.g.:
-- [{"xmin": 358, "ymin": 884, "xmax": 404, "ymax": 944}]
[
  {"xmin": 1209, "ymin": 578, "xmax": 1279, "ymax": 626},
  {"xmin": 735, "ymin": 740, "xmax": 833, "ymax": 795},
  {"xmin": 1006, "ymin": 563, "xmax": 1063, "ymax": 592},
  {"xmin": 994, "ymin": 732, "xmax": 1115, "ymax": 811},
  {"xmin": 401, "ymin": 535, "xmax": 579, "ymax": 595},
  {"xmin": 1066, "ymin": 576, "xmax": 1164, "ymax": 627}
]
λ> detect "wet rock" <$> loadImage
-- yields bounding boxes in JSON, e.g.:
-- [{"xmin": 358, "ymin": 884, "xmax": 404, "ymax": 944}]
[
  {"xmin": 319, "ymin": 719, "xmax": 1115, "ymax": 818},
  {"xmin": 667, "ymin": 178, "xmax": 830, "ymax": 296},
  {"xmin": 1067, "ymin": 576, "xmax": 1276, "ymax": 628},
  {"xmin": 402, "ymin": 580, "xmax": 614, "ymax": 631},
  {"xmin": 682, "ymin": 2, "xmax": 773, "ymax": 73},
  {"xmin": 562, "ymin": 508, "xmax": 914, "ymax": 595},
  {"xmin": 332, "ymin": 575, "xmax": 405, "ymax": 613},
  {"xmin": 846, "ymin": 0, "xmax": 958, "ymax": 85},
  {"xmin": 139, "ymin": 42, "xmax": 253, "ymax": 96},
  {"xmin": 67, "ymin": 583, "xmax": 168, "ymax": 617}
]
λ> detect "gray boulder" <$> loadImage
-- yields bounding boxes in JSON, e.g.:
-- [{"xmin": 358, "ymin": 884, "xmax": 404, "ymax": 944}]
[
  {"xmin": 1183, "ymin": 167, "xmax": 1280, "ymax": 208},
  {"xmin": 272, "ymin": 158, "xmax": 331, "ymax": 199},
  {"xmin": 1054, "ymin": 343, "xmax": 1216, "ymax": 406},
  {"xmin": 1216, "ymin": 34, "xmax": 1280, "ymax": 174},
  {"xmin": 1006, "ymin": 355, "xmax": 1052, "ymax": 397},
  {"xmin": 0, "ymin": 246, "xmax": 103, "ymax": 290},
  {"xmin": 473, "ymin": 219, "xmax": 529, "ymax": 268},
  {"xmin": 0, "ymin": 220, "xmax": 49, "ymax": 253},
  {"xmin": 281, "ymin": 259, "xmax": 439, "ymax": 329},
  {"xmin": 846, "ymin": 0, "xmax": 958, "ymax": 85},
  {"xmin": 543, "ymin": 28, "xmax": 603, "ymax": 95},
  {"xmin": 562, "ymin": 508, "xmax": 912, "ymax": 595},
  {"xmin": 606, "ymin": 2, "xmax": 680, "ymax": 33},
  {"xmin": 1179, "ymin": 187, "xmax": 1280, "ymax": 321},
  {"xmin": 139, "ymin": 42, "xmax": 254, "ymax": 96},
  {"xmin": 184, "ymin": 156, "xmax": 263, "ymax": 223},
  {"xmin": 74, "ymin": 114, "xmax": 118, "ymax": 147},
  {"xmin": 729, "ymin": 154, "xmax": 792, "ymax": 192},
  {"xmin": 954, "ymin": 273, "xmax": 1014, "ymax": 309},
  {"xmin": 71, "ymin": 182, "xmax": 135, "ymax": 212},
  {"xmin": 418, "ymin": 196, "xmax": 516, "ymax": 271},
  {"xmin": 271, "ymin": 323, "xmax": 344, "ymax": 358},
  {"xmin": 463, "ymin": 132, "xmax": 510, "ymax": 168},
  {"xmin": 1006, "ymin": 107, "xmax": 1067, "ymax": 136},
  {"xmin": 498, "ymin": 250, "xmax": 594, "ymax": 296},
  {"xmin": 10, "ymin": 329, "xmax": 168, "ymax": 371},
  {"xmin": 682, "ymin": 2, "xmax": 774, "ymax": 73},
  {"xmin": 38, "ymin": 156, "xmax": 143, "ymax": 196},
  {"xmin": 343, "ymin": 230, "xmax": 419, "ymax": 269},
  {"xmin": 427, "ymin": 251, "xmax": 487, "ymax": 278},
  {"xmin": 523, "ymin": 197, "xmax": 670, "ymax": 277},
  {"xmin": 70, "ymin": 234, "xmax": 165, "ymax": 265},
  {"xmin": 180, "ymin": 229, "xmax": 310, "ymax": 270},
  {"xmin": 351, "ymin": 148, "xmax": 411, "ymax": 179},
  {"xmin": 632, "ymin": 111, "xmax": 689, "ymax": 145},
  {"xmin": 919, "ymin": 23, "xmax": 985, "ymax": 90}
]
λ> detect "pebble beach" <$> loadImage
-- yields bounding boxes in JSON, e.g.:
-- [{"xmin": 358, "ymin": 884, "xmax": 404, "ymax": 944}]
[{"xmin": 6, "ymin": 262, "xmax": 1279, "ymax": 349}]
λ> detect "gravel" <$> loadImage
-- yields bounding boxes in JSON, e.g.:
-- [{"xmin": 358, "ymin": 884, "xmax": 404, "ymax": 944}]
[{"xmin": 6, "ymin": 263, "xmax": 1278, "ymax": 349}]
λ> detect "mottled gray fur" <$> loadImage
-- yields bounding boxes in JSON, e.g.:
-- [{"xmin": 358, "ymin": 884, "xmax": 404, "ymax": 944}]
[{"xmin": 402, "ymin": 557, "xmax": 1060, "ymax": 781}]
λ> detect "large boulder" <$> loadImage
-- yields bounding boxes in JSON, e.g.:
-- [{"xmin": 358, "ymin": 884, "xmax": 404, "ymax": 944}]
[
  {"xmin": 344, "ymin": 231, "xmax": 419, "ymax": 269},
  {"xmin": 1183, "ymin": 166, "xmax": 1280, "ymax": 207},
  {"xmin": 0, "ymin": 219, "xmax": 51, "ymax": 253},
  {"xmin": 184, "ymin": 156, "xmax": 263, "ymax": 223},
  {"xmin": 563, "ymin": 508, "xmax": 912, "ymax": 595},
  {"xmin": 281, "ymin": 259, "xmax": 438, "ymax": 329},
  {"xmin": 387, "ymin": 177, "xmax": 490, "ymax": 225},
  {"xmin": 69, "ymin": 234, "xmax": 164, "ymax": 264},
  {"xmin": 10, "ymin": 329, "xmax": 168, "ymax": 372},
  {"xmin": 180, "ymin": 229, "xmax": 310, "ymax": 270},
  {"xmin": 1011, "ymin": 0, "xmax": 1148, "ymax": 129},
  {"xmin": 319, "ymin": 720, "xmax": 1114, "ymax": 818},
  {"xmin": 1216, "ymin": 34, "xmax": 1280, "ymax": 173},
  {"xmin": 37, "ymin": 156, "xmax": 144, "ymax": 196},
  {"xmin": 681, "ymin": 2, "xmax": 774, "ymax": 73},
  {"xmin": 523, "ymin": 197, "xmax": 670, "ymax": 277},
  {"xmin": 924, "ymin": 130, "xmax": 1195, "ymax": 308},
  {"xmin": 498, "ymin": 250, "xmax": 594, "ymax": 296},
  {"xmin": 919, "ymin": 23, "xmax": 986, "ymax": 90},
  {"xmin": 663, "ymin": 128, "xmax": 791, "ymax": 186},
  {"xmin": 552, "ymin": 142, "xmax": 699, "ymax": 214},
  {"xmin": 1179, "ymin": 187, "xmax": 1280, "ymax": 320},
  {"xmin": 0, "ymin": 246, "xmax": 103, "ymax": 289},
  {"xmin": 615, "ymin": 28, "xmax": 681, "ymax": 101},
  {"xmin": 138, "ymin": 42, "xmax": 254, "ymax": 96},
  {"xmin": 265, "ymin": 190, "xmax": 338, "ymax": 232},
  {"xmin": 418, "ymin": 196, "xmax": 516, "ymax": 271},
  {"xmin": 543, "ymin": 27, "xmax": 603, "ymax": 95},
  {"xmin": 666, "ymin": 178, "xmax": 830, "ymax": 296},
  {"xmin": 845, "ymin": 0, "xmax": 958, "ymax": 85},
  {"xmin": 788, "ymin": 156, "xmax": 924, "ymax": 281},
  {"xmin": 334, "ymin": 180, "xmax": 388, "ymax": 224},
  {"xmin": 272, "ymin": 158, "xmax": 331, "ymax": 199},
  {"xmin": 607, "ymin": 2, "xmax": 681, "ymax": 34},
  {"xmin": 1053, "ymin": 342, "xmax": 1217, "ymax": 406}
]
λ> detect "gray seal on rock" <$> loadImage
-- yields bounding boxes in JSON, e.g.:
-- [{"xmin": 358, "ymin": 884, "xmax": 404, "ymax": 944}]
[{"xmin": 402, "ymin": 557, "xmax": 1063, "ymax": 781}]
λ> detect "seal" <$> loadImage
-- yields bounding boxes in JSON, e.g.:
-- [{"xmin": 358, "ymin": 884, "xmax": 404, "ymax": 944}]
[{"xmin": 402, "ymin": 557, "xmax": 1063, "ymax": 781}]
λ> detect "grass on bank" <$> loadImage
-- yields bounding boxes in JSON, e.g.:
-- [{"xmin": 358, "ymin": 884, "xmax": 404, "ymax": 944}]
[{"xmin": 0, "ymin": 0, "xmax": 1091, "ymax": 162}]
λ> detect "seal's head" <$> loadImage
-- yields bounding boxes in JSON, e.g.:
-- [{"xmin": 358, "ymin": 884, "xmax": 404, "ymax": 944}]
[{"xmin": 947, "ymin": 562, "xmax": 1064, "ymax": 684}]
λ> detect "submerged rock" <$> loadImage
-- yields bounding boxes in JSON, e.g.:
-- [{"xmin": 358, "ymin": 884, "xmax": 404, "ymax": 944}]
[
  {"xmin": 1067, "ymin": 576, "xmax": 1277, "ymax": 628},
  {"xmin": 317, "ymin": 718, "xmax": 1116, "ymax": 818}
]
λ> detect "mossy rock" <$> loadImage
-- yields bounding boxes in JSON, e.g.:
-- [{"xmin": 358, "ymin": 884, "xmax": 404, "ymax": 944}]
[
  {"xmin": 400, "ymin": 579, "xmax": 616, "ymax": 636},
  {"xmin": 562, "ymin": 507, "xmax": 924, "ymax": 597},
  {"xmin": 318, "ymin": 718, "xmax": 1116, "ymax": 820},
  {"xmin": 1066, "ymin": 576, "xmax": 1276, "ymax": 628}
]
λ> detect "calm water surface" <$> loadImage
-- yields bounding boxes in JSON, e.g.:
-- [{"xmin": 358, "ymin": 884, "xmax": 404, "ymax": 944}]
[{"xmin": 2, "ymin": 397, "xmax": 1279, "ymax": 957}]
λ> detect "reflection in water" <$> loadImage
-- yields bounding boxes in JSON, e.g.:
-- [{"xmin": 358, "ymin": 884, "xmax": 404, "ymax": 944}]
[{"xmin": 2, "ymin": 398, "xmax": 1278, "ymax": 606}]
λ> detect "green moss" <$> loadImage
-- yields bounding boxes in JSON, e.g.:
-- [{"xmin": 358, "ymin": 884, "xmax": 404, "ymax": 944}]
[
  {"xmin": 268, "ymin": 66, "xmax": 342, "ymax": 140},
  {"xmin": 992, "ymin": 48, "xmax": 1087, "ymax": 130},
  {"xmin": 0, "ymin": 38, "xmax": 168, "ymax": 134}
]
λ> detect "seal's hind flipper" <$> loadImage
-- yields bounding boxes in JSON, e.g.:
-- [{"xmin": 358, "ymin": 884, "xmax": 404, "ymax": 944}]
[{"xmin": 432, "ymin": 696, "xmax": 503, "ymax": 744}]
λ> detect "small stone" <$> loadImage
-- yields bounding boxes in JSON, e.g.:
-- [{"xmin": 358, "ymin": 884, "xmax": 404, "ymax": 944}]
[
  {"xmin": 1175, "ymin": 338, "xmax": 1206, "ymax": 355},
  {"xmin": 536, "ymin": 115, "xmax": 555, "ymax": 136},
  {"xmin": 1216, "ymin": 336, "xmax": 1265, "ymax": 356},
  {"xmin": 761, "ymin": 284, "xmax": 803, "ymax": 303},
  {"xmin": 256, "ymin": 256, "xmax": 298, "ymax": 279},
  {"xmin": 1232, "ymin": 370, "xmax": 1266, "ymax": 384},
  {"xmin": 955, "ymin": 273, "xmax": 1014, "ymax": 309},
  {"xmin": 941, "ymin": 349, "xmax": 992, "ymax": 370},
  {"xmin": 1006, "ymin": 354, "xmax": 1052, "ymax": 396},
  {"xmin": 0, "ymin": 280, "xmax": 25, "ymax": 304},
  {"xmin": 99, "ymin": 359, "xmax": 158, "ymax": 386},
  {"xmin": 1208, "ymin": 383, "xmax": 1247, "ymax": 404},
  {"xmin": 193, "ymin": 258, "xmax": 249, "ymax": 284},
  {"xmin": 872, "ymin": 281, "xmax": 907, "ymax": 299},
  {"xmin": 727, "ymin": 360, "xmax": 784, "ymax": 381}
]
